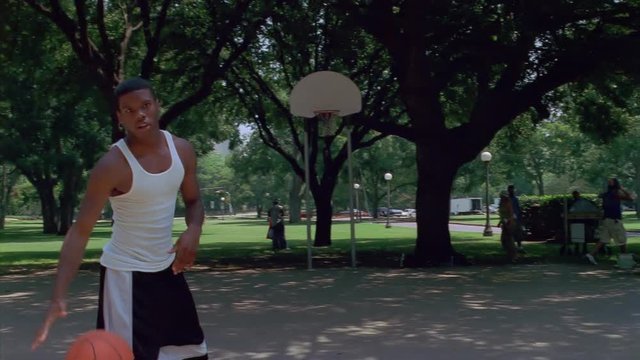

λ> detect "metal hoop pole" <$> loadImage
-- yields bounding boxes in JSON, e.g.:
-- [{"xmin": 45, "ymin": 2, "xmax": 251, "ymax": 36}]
[
  {"xmin": 347, "ymin": 127, "xmax": 356, "ymax": 268},
  {"xmin": 304, "ymin": 122, "xmax": 313, "ymax": 270}
]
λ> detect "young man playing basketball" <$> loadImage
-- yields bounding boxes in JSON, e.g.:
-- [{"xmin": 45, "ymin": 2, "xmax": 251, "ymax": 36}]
[{"xmin": 32, "ymin": 77, "xmax": 208, "ymax": 359}]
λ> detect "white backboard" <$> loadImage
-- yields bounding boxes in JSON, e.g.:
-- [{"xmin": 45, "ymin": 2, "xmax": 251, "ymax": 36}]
[{"xmin": 289, "ymin": 71, "xmax": 362, "ymax": 118}]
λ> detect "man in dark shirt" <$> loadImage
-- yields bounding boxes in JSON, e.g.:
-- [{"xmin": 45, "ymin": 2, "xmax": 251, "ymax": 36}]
[
  {"xmin": 268, "ymin": 199, "xmax": 287, "ymax": 250},
  {"xmin": 585, "ymin": 178, "xmax": 634, "ymax": 265}
]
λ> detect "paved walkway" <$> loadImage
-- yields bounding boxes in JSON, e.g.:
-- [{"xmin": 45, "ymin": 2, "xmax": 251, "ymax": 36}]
[
  {"xmin": 396, "ymin": 220, "xmax": 640, "ymax": 238},
  {"xmin": 388, "ymin": 221, "xmax": 502, "ymax": 234},
  {"xmin": 3, "ymin": 264, "xmax": 640, "ymax": 360}
]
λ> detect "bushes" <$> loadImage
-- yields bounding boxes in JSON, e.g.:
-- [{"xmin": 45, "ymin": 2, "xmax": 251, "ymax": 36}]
[{"xmin": 519, "ymin": 194, "xmax": 600, "ymax": 241}]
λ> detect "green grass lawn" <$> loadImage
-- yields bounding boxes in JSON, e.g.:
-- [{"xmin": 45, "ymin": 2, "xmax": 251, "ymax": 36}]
[{"xmin": 1, "ymin": 216, "xmax": 639, "ymax": 274}]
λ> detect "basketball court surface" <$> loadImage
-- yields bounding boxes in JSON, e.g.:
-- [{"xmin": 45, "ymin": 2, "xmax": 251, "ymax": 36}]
[{"xmin": 3, "ymin": 263, "xmax": 640, "ymax": 359}]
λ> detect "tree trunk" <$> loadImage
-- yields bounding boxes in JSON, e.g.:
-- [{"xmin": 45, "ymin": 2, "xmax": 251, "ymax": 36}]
[
  {"xmin": 288, "ymin": 173, "xmax": 303, "ymax": 223},
  {"xmin": 412, "ymin": 140, "xmax": 461, "ymax": 266},
  {"xmin": 0, "ymin": 164, "xmax": 7, "ymax": 229},
  {"xmin": 369, "ymin": 185, "xmax": 382, "ymax": 219},
  {"xmin": 34, "ymin": 179, "xmax": 58, "ymax": 234},
  {"xmin": 58, "ymin": 197, "xmax": 74, "ymax": 235},
  {"xmin": 313, "ymin": 187, "xmax": 334, "ymax": 247},
  {"xmin": 0, "ymin": 164, "xmax": 19, "ymax": 229},
  {"xmin": 634, "ymin": 162, "xmax": 640, "ymax": 219},
  {"xmin": 535, "ymin": 170, "xmax": 545, "ymax": 195},
  {"xmin": 57, "ymin": 167, "xmax": 83, "ymax": 235}
]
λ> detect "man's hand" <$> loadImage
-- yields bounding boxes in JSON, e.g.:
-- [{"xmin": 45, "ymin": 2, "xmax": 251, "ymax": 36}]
[
  {"xmin": 619, "ymin": 187, "xmax": 635, "ymax": 201},
  {"xmin": 169, "ymin": 228, "xmax": 200, "ymax": 275},
  {"xmin": 32, "ymin": 299, "xmax": 68, "ymax": 350}
]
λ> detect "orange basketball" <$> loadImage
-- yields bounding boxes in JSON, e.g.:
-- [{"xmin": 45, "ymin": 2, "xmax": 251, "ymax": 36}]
[{"xmin": 65, "ymin": 329, "xmax": 133, "ymax": 360}]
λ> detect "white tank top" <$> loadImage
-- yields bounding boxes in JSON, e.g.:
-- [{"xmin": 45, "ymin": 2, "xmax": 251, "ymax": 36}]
[{"xmin": 100, "ymin": 130, "xmax": 185, "ymax": 272}]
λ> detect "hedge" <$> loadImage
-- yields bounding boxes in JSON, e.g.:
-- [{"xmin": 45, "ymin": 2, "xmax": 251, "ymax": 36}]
[{"xmin": 519, "ymin": 194, "xmax": 601, "ymax": 241}]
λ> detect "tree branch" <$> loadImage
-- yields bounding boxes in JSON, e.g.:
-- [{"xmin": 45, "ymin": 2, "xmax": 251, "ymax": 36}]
[
  {"xmin": 96, "ymin": 0, "xmax": 114, "ymax": 74},
  {"xmin": 24, "ymin": 0, "xmax": 111, "ymax": 86},
  {"xmin": 116, "ymin": 3, "xmax": 142, "ymax": 81},
  {"xmin": 228, "ymin": 74, "xmax": 307, "ymax": 179},
  {"xmin": 74, "ymin": 0, "xmax": 90, "ymax": 58},
  {"xmin": 139, "ymin": 0, "xmax": 172, "ymax": 78},
  {"xmin": 161, "ymin": 1, "xmax": 270, "ymax": 127}
]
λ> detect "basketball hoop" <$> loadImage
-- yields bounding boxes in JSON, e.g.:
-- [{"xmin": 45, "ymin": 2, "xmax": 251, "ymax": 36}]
[
  {"xmin": 288, "ymin": 71, "xmax": 363, "ymax": 270},
  {"xmin": 315, "ymin": 110, "xmax": 339, "ymax": 137}
]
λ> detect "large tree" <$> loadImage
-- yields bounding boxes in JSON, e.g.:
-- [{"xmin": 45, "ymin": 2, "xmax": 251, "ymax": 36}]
[
  {"xmin": 1, "ymin": 1, "xmax": 109, "ymax": 234},
  {"xmin": 338, "ymin": 0, "xmax": 640, "ymax": 265},
  {"xmin": 226, "ymin": 3, "xmax": 398, "ymax": 246},
  {"xmin": 23, "ymin": 0, "xmax": 273, "ymax": 140}
]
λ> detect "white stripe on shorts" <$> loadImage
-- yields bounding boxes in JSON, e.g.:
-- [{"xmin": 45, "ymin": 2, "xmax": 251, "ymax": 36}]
[
  {"xmin": 103, "ymin": 268, "xmax": 134, "ymax": 347},
  {"xmin": 158, "ymin": 342, "xmax": 208, "ymax": 360}
]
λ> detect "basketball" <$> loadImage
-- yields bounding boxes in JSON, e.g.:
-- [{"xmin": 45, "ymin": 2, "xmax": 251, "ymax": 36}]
[{"xmin": 65, "ymin": 329, "xmax": 133, "ymax": 360}]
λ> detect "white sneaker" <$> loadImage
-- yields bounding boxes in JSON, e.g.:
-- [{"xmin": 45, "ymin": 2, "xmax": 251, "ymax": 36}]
[{"xmin": 585, "ymin": 253, "xmax": 598, "ymax": 265}]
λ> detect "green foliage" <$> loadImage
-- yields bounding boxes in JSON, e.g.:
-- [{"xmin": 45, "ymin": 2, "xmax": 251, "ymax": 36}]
[
  {"xmin": 345, "ymin": 136, "xmax": 417, "ymax": 212},
  {"xmin": 559, "ymin": 75, "xmax": 640, "ymax": 145},
  {"xmin": 574, "ymin": 90, "xmax": 631, "ymax": 144},
  {"xmin": 227, "ymin": 132, "xmax": 293, "ymax": 210},
  {"xmin": 194, "ymin": 151, "xmax": 236, "ymax": 215},
  {"xmin": 6, "ymin": 176, "xmax": 39, "ymax": 216}
]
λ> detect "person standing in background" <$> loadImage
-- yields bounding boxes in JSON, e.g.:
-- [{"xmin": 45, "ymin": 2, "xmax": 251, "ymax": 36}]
[
  {"xmin": 585, "ymin": 178, "xmax": 634, "ymax": 265},
  {"xmin": 498, "ymin": 191, "xmax": 518, "ymax": 262},
  {"xmin": 268, "ymin": 199, "xmax": 287, "ymax": 250},
  {"xmin": 508, "ymin": 184, "xmax": 525, "ymax": 253}
]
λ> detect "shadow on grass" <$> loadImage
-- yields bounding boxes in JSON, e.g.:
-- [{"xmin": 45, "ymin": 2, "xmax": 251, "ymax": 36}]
[{"xmin": 0, "ymin": 221, "xmax": 114, "ymax": 244}]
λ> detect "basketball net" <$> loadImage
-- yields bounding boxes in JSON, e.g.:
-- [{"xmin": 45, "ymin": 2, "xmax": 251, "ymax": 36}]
[{"xmin": 315, "ymin": 110, "xmax": 339, "ymax": 137}]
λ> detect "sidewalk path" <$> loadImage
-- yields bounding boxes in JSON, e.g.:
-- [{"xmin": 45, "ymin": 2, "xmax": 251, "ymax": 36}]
[
  {"xmin": 5, "ymin": 264, "xmax": 640, "ymax": 360},
  {"xmin": 390, "ymin": 221, "xmax": 503, "ymax": 234},
  {"xmin": 394, "ymin": 221, "xmax": 640, "ymax": 238}
]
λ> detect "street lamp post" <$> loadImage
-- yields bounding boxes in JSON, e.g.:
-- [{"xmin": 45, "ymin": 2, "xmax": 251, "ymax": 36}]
[
  {"xmin": 384, "ymin": 172, "xmax": 393, "ymax": 228},
  {"xmin": 220, "ymin": 196, "xmax": 226, "ymax": 220},
  {"xmin": 481, "ymin": 151, "xmax": 493, "ymax": 236},
  {"xmin": 353, "ymin": 183, "xmax": 361, "ymax": 222}
]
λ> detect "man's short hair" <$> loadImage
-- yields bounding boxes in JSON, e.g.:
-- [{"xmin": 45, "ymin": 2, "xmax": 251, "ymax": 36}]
[{"xmin": 114, "ymin": 77, "xmax": 156, "ymax": 109}]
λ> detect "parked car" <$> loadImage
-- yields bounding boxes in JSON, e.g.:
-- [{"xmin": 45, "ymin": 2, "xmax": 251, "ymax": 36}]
[
  {"xmin": 392, "ymin": 209, "xmax": 407, "ymax": 216},
  {"xmin": 378, "ymin": 207, "xmax": 406, "ymax": 217},
  {"xmin": 405, "ymin": 209, "xmax": 416, "ymax": 218}
]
